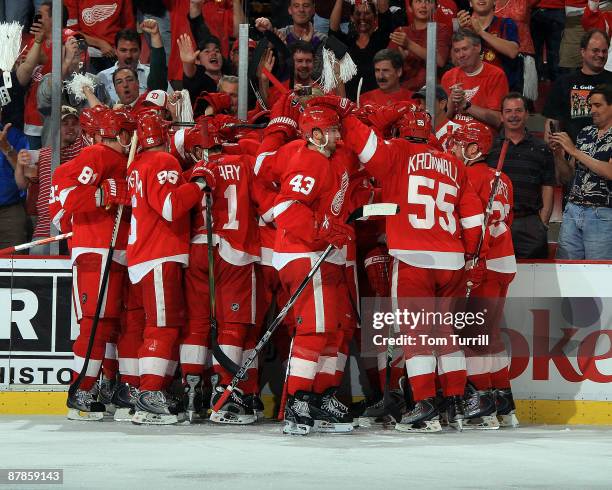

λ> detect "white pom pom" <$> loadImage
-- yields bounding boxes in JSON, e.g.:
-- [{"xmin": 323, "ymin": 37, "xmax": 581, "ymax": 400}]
[
  {"xmin": 64, "ymin": 73, "xmax": 97, "ymax": 103},
  {"xmin": 522, "ymin": 55, "xmax": 538, "ymax": 102},
  {"xmin": 321, "ymin": 47, "xmax": 338, "ymax": 93},
  {"xmin": 320, "ymin": 47, "xmax": 358, "ymax": 94},
  {"xmin": 0, "ymin": 22, "xmax": 23, "ymax": 75}
]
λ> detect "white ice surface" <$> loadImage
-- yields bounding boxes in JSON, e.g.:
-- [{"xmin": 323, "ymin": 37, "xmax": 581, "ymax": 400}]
[{"xmin": 0, "ymin": 417, "xmax": 611, "ymax": 489}]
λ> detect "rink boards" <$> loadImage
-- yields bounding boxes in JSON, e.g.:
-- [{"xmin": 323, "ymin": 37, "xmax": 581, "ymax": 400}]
[{"xmin": 0, "ymin": 257, "xmax": 611, "ymax": 425}]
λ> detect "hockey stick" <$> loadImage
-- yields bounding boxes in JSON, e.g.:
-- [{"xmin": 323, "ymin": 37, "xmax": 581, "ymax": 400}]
[
  {"xmin": 0, "ymin": 232, "xmax": 73, "ymax": 256},
  {"xmin": 212, "ymin": 203, "xmax": 400, "ymax": 413},
  {"xmin": 466, "ymin": 139, "xmax": 510, "ymax": 298},
  {"xmin": 68, "ymin": 131, "xmax": 138, "ymax": 397},
  {"xmin": 205, "ymin": 180, "xmax": 241, "ymax": 376}
]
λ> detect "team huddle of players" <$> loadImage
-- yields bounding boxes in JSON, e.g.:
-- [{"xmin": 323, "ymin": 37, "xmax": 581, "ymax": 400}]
[{"xmin": 53, "ymin": 90, "xmax": 519, "ymax": 435}]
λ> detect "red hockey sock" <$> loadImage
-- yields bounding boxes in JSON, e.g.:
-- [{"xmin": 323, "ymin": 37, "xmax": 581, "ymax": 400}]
[{"xmin": 287, "ymin": 333, "xmax": 327, "ymax": 395}]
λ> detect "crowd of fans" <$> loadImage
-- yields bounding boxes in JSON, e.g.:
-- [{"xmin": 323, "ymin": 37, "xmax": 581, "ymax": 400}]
[{"xmin": 0, "ymin": 0, "xmax": 611, "ymax": 260}]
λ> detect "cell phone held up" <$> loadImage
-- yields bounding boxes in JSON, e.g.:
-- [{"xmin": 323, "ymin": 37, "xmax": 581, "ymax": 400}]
[
  {"xmin": 295, "ymin": 85, "xmax": 312, "ymax": 97},
  {"xmin": 33, "ymin": 13, "xmax": 42, "ymax": 25},
  {"xmin": 548, "ymin": 120, "xmax": 560, "ymax": 134}
]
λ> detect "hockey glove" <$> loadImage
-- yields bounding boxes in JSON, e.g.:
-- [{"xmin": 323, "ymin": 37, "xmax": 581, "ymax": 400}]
[
  {"xmin": 96, "ymin": 178, "xmax": 130, "ymax": 207},
  {"xmin": 314, "ymin": 212, "xmax": 354, "ymax": 249},
  {"xmin": 201, "ymin": 92, "xmax": 232, "ymax": 114},
  {"xmin": 307, "ymin": 95, "xmax": 355, "ymax": 119},
  {"xmin": 364, "ymin": 246, "xmax": 391, "ymax": 297},
  {"xmin": 367, "ymin": 102, "xmax": 411, "ymax": 133},
  {"xmin": 465, "ymin": 255, "xmax": 487, "ymax": 290},
  {"xmin": 265, "ymin": 93, "xmax": 300, "ymax": 138},
  {"xmin": 190, "ymin": 162, "xmax": 216, "ymax": 191}
]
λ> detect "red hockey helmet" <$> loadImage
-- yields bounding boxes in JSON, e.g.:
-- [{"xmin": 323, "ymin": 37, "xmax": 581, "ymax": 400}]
[
  {"xmin": 97, "ymin": 107, "xmax": 136, "ymax": 138},
  {"xmin": 395, "ymin": 110, "xmax": 432, "ymax": 140},
  {"xmin": 137, "ymin": 111, "xmax": 169, "ymax": 149},
  {"xmin": 80, "ymin": 105, "xmax": 109, "ymax": 139},
  {"xmin": 298, "ymin": 105, "xmax": 340, "ymax": 139},
  {"xmin": 451, "ymin": 121, "xmax": 493, "ymax": 157}
]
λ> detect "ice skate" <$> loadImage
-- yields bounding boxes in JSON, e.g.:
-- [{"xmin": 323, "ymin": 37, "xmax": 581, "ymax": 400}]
[
  {"xmin": 66, "ymin": 387, "xmax": 105, "ymax": 421},
  {"xmin": 463, "ymin": 387, "xmax": 500, "ymax": 430},
  {"xmin": 357, "ymin": 390, "xmax": 405, "ymax": 428},
  {"xmin": 209, "ymin": 385, "xmax": 257, "ymax": 425},
  {"xmin": 395, "ymin": 397, "xmax": 442, "ymax": 433},
  {"xmin": 495, "ymin": 388, "xmax": 520, "ymax": 428},
  {"xmin": 283, "ymin": 391, "xmax": 315, "ymax": 435},
  {"xmin": 310, "ymin": 388, "xmax": 354, "ymax": 433},
  {"xmin": 440, "ymin": 395, "xmax": 464, "ymax": 431},
  {"xmin": 243, "ymin": 393, "xmax": 265, "ymax": 421},
  {"xmin": 183, "ymin": 374, "xmax": 204, "ymax": 423},
  {"xmin": 166, "ymin": 390, "xmax": 186, "ymax": 423},
  {"xmin": 97, "ymin": 377, "xmax": 117, "ymax": 415},
  {"xmin": 132, "ymin": 390, "xmax": 178, "ymax": 425},
  {"xmin": 111, "ymin": 382, "xmax": 139, "ymax": 422}
]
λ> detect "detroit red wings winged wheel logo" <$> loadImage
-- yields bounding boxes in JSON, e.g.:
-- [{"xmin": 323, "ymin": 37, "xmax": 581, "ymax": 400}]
[{"xmin": 82, "ymin": 3, "xmax": 118, "ymax": 26}]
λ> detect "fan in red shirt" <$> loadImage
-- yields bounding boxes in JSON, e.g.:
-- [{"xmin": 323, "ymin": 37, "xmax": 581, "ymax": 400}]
[
  {"xmin": 405, "ymin": 0, "xmax": 457, "ymax": 30},
  {"xmin": 126, "ymin": 111, "xmax": 208, "ymax": 425},
  {"xmin": 450, "ymin": 121, "xmax": 519, "ymax": 429},
  {"xmin": 52, "ymin": 108, "xmax": 136, "ymax": 421},
  {"xmin": 360, "ymin": 49, "xmax": 414, "ymax": 106},
  {"xmin": 389, "ymin": 0, "xmax": 452, "ymax": 91},
  {"xmin": 65, "ymin": 0, "xmax": 136, "ymax": 72},
  {"xmin": 328, "ymin": 96, "xmax": 487, "ymax": 433},
  {"xmin": 441, "ymin": 29, "xmax": 509, "ymax": 132}
]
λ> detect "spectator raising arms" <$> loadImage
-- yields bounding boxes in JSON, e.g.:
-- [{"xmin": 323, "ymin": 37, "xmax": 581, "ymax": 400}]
[
  {"xmin": 388, "ymin": 0, "xmax": 452, "ymax": 91},
  {"xmin": 179, "ymin": 35, "xmax": 225, "ymax": 102},
  {"xmin": 329, "ymin": 0, "xmax": 393, "ymax": 101},
  {"xmin": 97, "ymin": 22, "xmax": 170, "ymax": 107},
  {"xmin": 441, "ymin": 29, "xmax": 509, "ymax": 130}
]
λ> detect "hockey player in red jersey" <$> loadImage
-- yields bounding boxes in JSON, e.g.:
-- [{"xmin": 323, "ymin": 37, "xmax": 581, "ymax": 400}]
[
  {"xmin": 272, "ymin": 102, "xmax": 360, "ymax": 435},
  {"xmin": 52, "ymin": 108, "xmax": 135, "ymax": 421},
  {"xmin": 126, "ymin": 112, "xmax": 209, "ymax": 425},
  {"xmin": 450, "ymin": 122, "xmax": 519, "ymax": 429},
  {"xmin": 180, "ymin": 116, "xmax": 263, "ymax": 424},
  {"xmin": 320, "ymin": 96, "xmax": 487, "ymax": 432}
]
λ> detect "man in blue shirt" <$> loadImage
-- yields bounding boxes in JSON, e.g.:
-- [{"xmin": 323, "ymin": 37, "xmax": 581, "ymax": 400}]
[{"xmin": 0, "ymin": 121, "xmax": 30, "ymax": 251}]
